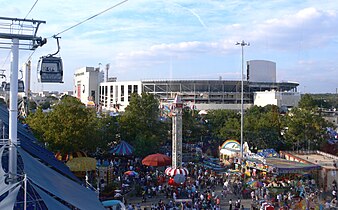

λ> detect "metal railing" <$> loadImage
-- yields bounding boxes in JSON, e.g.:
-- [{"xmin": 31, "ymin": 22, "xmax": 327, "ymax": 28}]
[{"xmin": 0, "ymin": 139, "xmax": 20, "ymax": 146}]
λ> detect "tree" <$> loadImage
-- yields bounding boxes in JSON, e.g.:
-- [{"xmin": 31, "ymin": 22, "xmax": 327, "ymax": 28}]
[
  {"xmin": 25, "ymin": 107, "xmax": 47, "ymax": 141},
  {"xmin": 283, "ymin": 107, "xmax": 331, "ymax": 151},
  {"xmin": 299, "ymin": 94, "xmax": 317, "ymax": 110},
  {"xmin": 218, "ymin": 117, "xmax": 240, "ymax": 140},
  {"xmin": 119, "ymin": 93, "xmax": 166, "ymax": 155},
  {"xmin": 206, "ymin": 109, "xmax": 239, "ymax": 141},
  {"xmin": 26, "ymin": 96, "xmax": 99, "ymax": 154},
  {"xmin": 206, "ymin": 106, "xmax": 285, "ymax": 151},
  {"xmin": 133, "ymin": 133, "xmax": 160, "ymax": 157},
  {"xmin": 94, "ymin": 114, "xmax": 120, "ymax": 155},
  {"xmin": 245, "ymin": 105, "xmax": 283, "ymax": 150},
  {"xmin": 182, "ymin": 108, "xmax": 207, "ymax": 143}
]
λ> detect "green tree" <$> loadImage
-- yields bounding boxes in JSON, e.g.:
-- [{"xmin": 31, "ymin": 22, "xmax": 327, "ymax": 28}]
[
  {"xmin": 182, "ymin": 109, "xmax": 207, "ymax": 143},
  {"xmin": 283, "ymin": 107, "xmax": 331, "ymax": 150},
  {"xmin": 95, "ymin": 114, "xmax": 120, "ymax": 155},
  {"xmin": 26, "ymin": 107, "xmax": 47, "ymax": 141},
  {"xmin": 206, "ymin": 106, "xmax": 285, "ymax": 151},
  {"xmin": 299, "ymin": 94, "xmax": 317, "ymax": 110},
  {"xmin": 119, "ymin": 93, "xmax": 166, "ymax": 155},
  {"xmin": 219, "ymin": 117, "xmax": 240, "ymax": 140},
  {"xmin": 245, "ymin": 105, "xmax": 283, "ymax": 150},
  {"xmin": 206, "ymin": 109, "xmax": 239, "ymax": 140},
  {"xmin": 133, "ymin": 133, "xmax": 160, "ymax": 157},
  {"xmin": 27, "ymin": 96, "xmax": 99, "ymax": 154}
]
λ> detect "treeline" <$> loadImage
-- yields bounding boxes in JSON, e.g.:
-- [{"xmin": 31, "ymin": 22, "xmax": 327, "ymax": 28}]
[
  {"xmin": 308, "ymin": 93, "xmax": 338, "ymax": 109},
  {"xmin": 26, "ymin": 94, "xmax": 335, "ymax": 157}
]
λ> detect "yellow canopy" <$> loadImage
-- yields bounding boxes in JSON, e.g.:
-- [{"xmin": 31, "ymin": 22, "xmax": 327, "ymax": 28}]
[{"xmin": 66, "ymin": 157, "xmax": 97, "ymax": 172}]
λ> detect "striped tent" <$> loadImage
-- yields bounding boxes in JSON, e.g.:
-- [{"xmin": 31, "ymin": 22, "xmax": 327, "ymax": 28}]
[
  {"xmin": 165, "ymin": 167, "xmax": 189, "ymax": 176},
  {"xmin": 109, "ymin": 141, "xmax": 134, "ymax": 156}
]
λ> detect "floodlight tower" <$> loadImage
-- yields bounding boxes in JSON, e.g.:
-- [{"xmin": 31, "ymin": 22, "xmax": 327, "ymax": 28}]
[
  {"xmin": 172, "ymin": 95, "xmax": 183, "ymax": 168},
  {"xmin": 236, "ymin": 40, "xmax": 249, "ymax": 159}
]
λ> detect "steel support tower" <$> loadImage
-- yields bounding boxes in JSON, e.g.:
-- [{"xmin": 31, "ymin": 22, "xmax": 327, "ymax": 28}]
[
  {"xmin": 171, "ymin": 95, "xmax": 183, "ymax": 168},
  {"xmin": 0, "ymin": 17, "xmax": 45, "ymax": 183}
]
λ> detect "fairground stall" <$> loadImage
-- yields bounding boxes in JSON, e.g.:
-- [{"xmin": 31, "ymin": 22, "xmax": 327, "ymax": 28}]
[{"xmin": 244, "ymin": 155, "xmax": 321, "ymax": 209}]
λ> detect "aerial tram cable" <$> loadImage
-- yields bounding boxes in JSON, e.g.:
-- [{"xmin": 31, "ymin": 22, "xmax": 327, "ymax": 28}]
[
  {"xmin": 21, "ymin": 0, "xmax": 40, "ymax": 60},
  {"xmin": 36, "ymin": 0, "xmax": 128, "ymax": 84},
  {"xmin": 24, "ymin": 0, "xmax": 39, "ymax": 20},
  {"xmin": 52, "ymin": 0, "xmax": 128, "ymax": 37},
  {"xmin": 1, "ymin": 51, "xmax": 11, "ymax": 69}
]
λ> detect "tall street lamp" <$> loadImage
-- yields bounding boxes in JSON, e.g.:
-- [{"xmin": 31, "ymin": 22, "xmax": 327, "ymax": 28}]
[{"xmin": 236, "ymin": 40, "xmax": 249, "ymax": 158}]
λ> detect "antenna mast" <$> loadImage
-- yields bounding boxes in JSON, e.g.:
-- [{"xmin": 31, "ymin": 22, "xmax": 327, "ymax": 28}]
[{"xmin": 105, "ymin": 63, "xmax": 110, "ymax": 82}]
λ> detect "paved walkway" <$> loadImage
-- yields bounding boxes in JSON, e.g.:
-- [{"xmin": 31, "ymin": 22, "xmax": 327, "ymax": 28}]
[{"xmin": 124, "ymin": 185, "xmax": 252, "ymax": 209}]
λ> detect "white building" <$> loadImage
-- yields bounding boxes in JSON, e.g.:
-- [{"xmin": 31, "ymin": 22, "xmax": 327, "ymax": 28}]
[
  {"xmin": 73, "ymin": 67, "xmax": 103, "ymax": 105},
  {"xmin": 254, "ymin": 90, "xmax": 301, "ymax": 108},
  {"xmin": 99, "ymin": 81, "xmax": 142, "ymax": 112}
]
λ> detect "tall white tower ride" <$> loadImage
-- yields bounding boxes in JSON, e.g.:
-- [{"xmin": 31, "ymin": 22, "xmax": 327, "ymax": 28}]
[{"xmin": 171, "ymin": 95, "xmax": 183, "ymax": 168}]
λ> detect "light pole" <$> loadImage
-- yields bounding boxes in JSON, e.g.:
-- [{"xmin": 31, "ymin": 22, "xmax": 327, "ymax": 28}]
[{"xmin": 236, "ymin": 40, "xmax": 249, "ymax": 159}]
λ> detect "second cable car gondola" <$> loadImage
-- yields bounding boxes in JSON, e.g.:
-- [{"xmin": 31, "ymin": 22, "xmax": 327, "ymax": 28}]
[
  {"xmin": 37, "ymin": 36, "xmax": 63, "ymax": 83},
  {"xmin": 3, "ymin": 80, "xmax": 25, "ymax": 92}
]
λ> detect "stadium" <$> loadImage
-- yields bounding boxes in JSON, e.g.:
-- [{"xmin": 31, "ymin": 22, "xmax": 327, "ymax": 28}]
[{"xmin": 74, "ymin": 60, "xmax": 300, "ymax": 112}]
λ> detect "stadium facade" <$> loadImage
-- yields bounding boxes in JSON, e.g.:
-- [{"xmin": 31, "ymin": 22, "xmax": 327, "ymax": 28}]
[{"xmin": 73, "ymin": 60, "xmax": 300, "ymax": 112}]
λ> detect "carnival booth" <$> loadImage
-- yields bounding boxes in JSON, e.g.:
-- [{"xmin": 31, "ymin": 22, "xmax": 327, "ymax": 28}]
[
  {"xmin": 219, "ymin": 140, "xmax": 241, "ymax": 161},
  {"xmin": 245, "ymin": 157, "xmax": 320, "ymax": 177}
]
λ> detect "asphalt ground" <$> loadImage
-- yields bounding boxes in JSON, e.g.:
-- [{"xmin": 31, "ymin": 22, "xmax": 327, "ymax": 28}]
[{"xmin": 124, "ymin": 185, "xmax": 253, "ymax": 210}]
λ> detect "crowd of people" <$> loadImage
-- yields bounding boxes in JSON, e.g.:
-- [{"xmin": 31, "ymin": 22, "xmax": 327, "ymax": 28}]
[{"xmin": 95, "ymin": 157, "xmax": 338, "ymax": 210}]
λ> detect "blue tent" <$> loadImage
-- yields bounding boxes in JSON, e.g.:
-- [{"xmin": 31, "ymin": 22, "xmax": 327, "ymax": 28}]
[
  {"xmin": 257, "ymin": 148, "xmax": 279, "ymax": 158},
  {"xmin": 109, "ymin": 140, "xmax": 134, "ymax": 156}
]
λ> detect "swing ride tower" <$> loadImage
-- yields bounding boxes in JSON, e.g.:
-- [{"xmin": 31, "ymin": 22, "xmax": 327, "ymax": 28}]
[
  {"xmin": 0, "ymin": 17, "xmax": 46, "ymax": 183},
  {"xmin": 171, "ymin": 95, "xmax": 183, "ymax": 168}
]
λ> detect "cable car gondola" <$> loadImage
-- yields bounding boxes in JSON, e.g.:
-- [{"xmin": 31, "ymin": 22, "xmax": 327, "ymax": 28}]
[
  {"xmin": 3, "ymin": 80, "xmax": 25, "ymax": 92},
  {"xmin": 37, "ymin": 36, "xmax": 63, "ymax": 83},
  {"xmin": 38, "ymin": 56, "xmax": 63, "ymax": 83}
]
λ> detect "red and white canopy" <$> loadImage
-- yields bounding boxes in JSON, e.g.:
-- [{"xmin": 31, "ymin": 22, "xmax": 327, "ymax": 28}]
[{"xmin": 165, "ymin": 167, "xmax": 189, "ymax": 176}]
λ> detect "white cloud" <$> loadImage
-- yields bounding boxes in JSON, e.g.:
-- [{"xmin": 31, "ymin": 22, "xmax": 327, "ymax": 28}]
[
  {"xmin": 251, "ymin": 8, "xmax": 337, "ymax": 49},
  {"xmin": 111, "ymin": 7, "xmax": 337, "ymax": 72},
  {"xmin": 1, "ymin": 1, "xmax": 338, "ymax": 93}
]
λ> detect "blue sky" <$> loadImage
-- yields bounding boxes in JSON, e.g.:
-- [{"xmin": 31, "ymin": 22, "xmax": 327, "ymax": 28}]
[{"xmin": 0, "ymin": 0, "xmax": 337, "ymax": 93}]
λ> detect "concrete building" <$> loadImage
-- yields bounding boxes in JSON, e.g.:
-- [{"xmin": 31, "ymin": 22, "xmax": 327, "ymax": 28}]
[
  {"xmin": 74, "ymin": 60, "xmax": 300, "ymax": 112},
  {"xmin": 254, "ymin": 90, "xmax": 301, "ymax": 108},
  {"xmin": 73, "ymin": 67, "xmax": 103, "ymax": 106},
  {"xmin": 247, "ymin": 60, "xmax": 276, "ymax": 83},
  {"xmin": 99, "ymin": 81, "xmax": 142, "ymax": 112}
]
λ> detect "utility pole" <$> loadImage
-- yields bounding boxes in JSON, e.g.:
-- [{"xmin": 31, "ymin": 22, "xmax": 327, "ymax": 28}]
[
  {"xmin": 0, "ymin": 17, "xmax": 46, "ymax": 183},
  {"xmin": 236, "ymin": 40, "xmax": 249, "ymax": 159}
]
